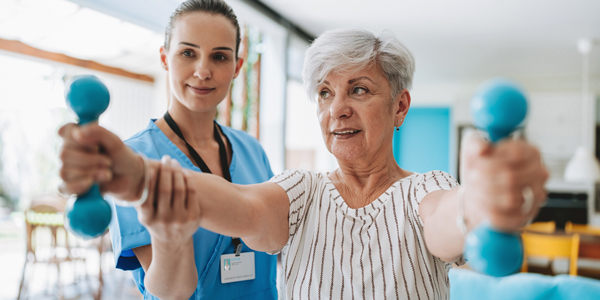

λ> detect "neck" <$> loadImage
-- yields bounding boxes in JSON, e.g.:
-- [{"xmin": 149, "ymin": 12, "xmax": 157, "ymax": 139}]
[
  {"xmin": 336, "ymin": 151, "xmax": 403, "ymax": 187},
  {"xmin": 163, "ymin": 102, "xmax": 218, "ymax": 148},
  {"xmin": 332, "ymin": 150, "xmax": 408, "ymax": 208}
]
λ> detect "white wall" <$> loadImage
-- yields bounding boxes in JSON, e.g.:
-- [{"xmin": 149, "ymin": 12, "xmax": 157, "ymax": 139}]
[{"xmin": 228, "ymin": 0, "xmax": 289, "ymax": 175}]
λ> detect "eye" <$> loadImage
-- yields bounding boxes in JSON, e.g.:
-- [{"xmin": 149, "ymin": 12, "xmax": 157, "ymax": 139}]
[
  {"xmin": 214, "ymin": 53, "xmax": 228, "ymax": 61},
  {"xmin": 319, "ymin": 90, "xmax": 331, "ymax": 99},
  {"xmin": 181, "ymin": 50, "xmax": 195, "ymax": 57},
  {"xmin": 353, "ymin": 86, "xmax": 367, "ymax": 95}
]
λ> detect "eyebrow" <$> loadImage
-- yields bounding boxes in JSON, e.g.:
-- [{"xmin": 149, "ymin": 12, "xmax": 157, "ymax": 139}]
[
  {"xmin": 212, "ymin": 47, "xmax": 234, "ymax": 52},
  {"xmin": 178, "ymin": 42, "xmax": 233, "ymax": 52},
  {"xmin": 348, "ymin": 76, "xmax": 375, "ymax": 84},
  {"xmin": 179, "ymin": 42, "xmax": 199, "ymax": 48}
]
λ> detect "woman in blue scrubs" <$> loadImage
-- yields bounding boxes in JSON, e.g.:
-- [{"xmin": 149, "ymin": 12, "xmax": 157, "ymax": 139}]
[{"xmin": 59, "ymin": 0, "xmax": 277, "ymax": 299}]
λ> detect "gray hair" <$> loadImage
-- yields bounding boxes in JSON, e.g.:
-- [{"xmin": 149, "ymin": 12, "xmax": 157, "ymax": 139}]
[{"xmin": 302, "ymin": 29, "xmax": 415, "ymax": 102}]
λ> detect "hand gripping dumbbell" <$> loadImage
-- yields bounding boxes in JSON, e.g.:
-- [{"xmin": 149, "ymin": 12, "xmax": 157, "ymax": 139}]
[
  {"xmin": 463, "ymin": 78, "xmax": 529, "ymax": 277},
  {"xmin": 63, "ymin": 75, "xmax": 112, "ymax": 239}
]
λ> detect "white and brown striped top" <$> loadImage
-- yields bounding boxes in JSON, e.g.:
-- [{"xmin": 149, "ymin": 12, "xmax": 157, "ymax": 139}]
[{"xmin": 269, "ymin": 169, "xmax": 463, "ymax": 300}]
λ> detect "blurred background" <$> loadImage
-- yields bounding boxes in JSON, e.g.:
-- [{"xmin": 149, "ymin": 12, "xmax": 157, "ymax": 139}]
[{"xmin": 0, "ymin": 0, "xmax": 599, "ymax": 299}]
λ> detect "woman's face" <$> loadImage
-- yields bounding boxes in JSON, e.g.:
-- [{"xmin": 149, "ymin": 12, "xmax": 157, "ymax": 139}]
[
  {"xmin": 160, "ymin": 12, "xmax": 242, "ymax": 113},
  {"xmin": 317, "ymin": 64, "xmax": 410, "ymax": 163}
]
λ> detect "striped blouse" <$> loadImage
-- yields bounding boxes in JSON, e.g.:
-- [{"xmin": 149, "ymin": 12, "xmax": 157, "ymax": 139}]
[{"xmin": 269, "ymin": 169, "xmax": 463, "ymax": 300}]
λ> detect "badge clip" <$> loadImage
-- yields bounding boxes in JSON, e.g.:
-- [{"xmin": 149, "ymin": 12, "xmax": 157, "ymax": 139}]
[{"xmin": 233, "ymin": 237, "xmax": 242, "ymax": 257}]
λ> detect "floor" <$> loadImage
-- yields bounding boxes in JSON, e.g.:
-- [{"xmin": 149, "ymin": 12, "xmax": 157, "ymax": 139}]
[{"xmin": 0, "ymin": 214, "xmax": 142, "ymax": 300}]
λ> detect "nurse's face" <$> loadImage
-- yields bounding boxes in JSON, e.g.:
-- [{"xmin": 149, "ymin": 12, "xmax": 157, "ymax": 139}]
[{"xmin": 160, "ymin": 12, "xmax": 243, "ymax": 113}]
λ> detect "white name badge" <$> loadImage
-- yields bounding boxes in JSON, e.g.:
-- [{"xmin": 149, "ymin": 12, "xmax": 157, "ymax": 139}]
[{"xmin": 220, "ymin": 252, "xmax": 256, "ymax": 284}]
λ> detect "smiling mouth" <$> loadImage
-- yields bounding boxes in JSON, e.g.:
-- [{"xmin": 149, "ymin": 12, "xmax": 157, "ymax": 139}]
[
  {"xmin": 333, "ymin": 130, "xmax": 361, "ymax": 136},
  {"xmin": 187, "ymin": 85, "xmax": 215, "ymax": 94}
]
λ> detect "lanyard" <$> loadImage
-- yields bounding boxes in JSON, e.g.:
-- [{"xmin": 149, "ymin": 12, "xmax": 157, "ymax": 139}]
[
  {"xmin": 163, "ymin": 111, "xmax": 242, "ymax": 255},
  {"xmin": 164, "ymin": 111, "xmax": 231, "ymax": 182}
]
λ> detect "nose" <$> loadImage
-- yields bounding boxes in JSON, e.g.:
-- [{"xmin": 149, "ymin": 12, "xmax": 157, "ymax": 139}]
[
  {"xmin": 329, "ymin": 94, "xmax": 353, "ymax": 120},
  {"xmin": 193, "ymin": 57, "xmax": 212, "ymax": 80}
]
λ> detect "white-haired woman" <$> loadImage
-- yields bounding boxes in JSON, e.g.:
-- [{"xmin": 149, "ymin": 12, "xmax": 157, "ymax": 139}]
[{"xmin": 58, "ymin": 28, "xmax": 548, "ymax": 299}]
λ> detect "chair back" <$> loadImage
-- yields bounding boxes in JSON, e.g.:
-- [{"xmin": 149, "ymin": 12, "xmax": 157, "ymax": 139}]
[
  {"xmin": 521, "ymin": 232, "xmax": 580, "ymax": 276},
  {"xmin": 565, "ymin": 221, "xmax": 600, "ymax": 236},
  {"xmin": 523, "ymin": 221, "xmax": 556, "ymax": 233}
]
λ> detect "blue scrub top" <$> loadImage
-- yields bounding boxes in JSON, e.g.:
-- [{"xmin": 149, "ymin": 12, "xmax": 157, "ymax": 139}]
[{"xmin": 108, "ymin": 120, "xmax": 277, "ymax": 300}]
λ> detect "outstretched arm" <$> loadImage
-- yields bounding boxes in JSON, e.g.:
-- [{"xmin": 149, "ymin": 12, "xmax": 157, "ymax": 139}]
[
  {"xmin": 58, "ymin": 123, "xmax": 290, "ymax": 298},
  {"xmin": 180, "ymin": 169, "xmax": 289, "ymax": 252},
  {"xmin": 418, "ymin": 134, "xmax": 548, "ymax": 263}
]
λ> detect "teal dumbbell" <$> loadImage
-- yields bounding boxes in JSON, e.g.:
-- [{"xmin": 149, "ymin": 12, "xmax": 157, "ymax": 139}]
[
  {"xmin": 464, "ymin": 78, "xmax": 528, "ymax": 277},
  {"xmin": 63, "ymin": 75, "xmax": 112, "ymax": 239}
]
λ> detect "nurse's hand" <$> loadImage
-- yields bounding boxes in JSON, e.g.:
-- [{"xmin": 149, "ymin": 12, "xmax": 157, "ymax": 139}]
[
  {"xmin": 58, "ymin": 123, "xmax": 146, "ymax": 201},
  {"xmin": 460, "ymin": 133, "xmax": 549, "ymax": 232},
  {"xmin": 135, "ymin": 155, "xmax": 201, "ymax": 244}
]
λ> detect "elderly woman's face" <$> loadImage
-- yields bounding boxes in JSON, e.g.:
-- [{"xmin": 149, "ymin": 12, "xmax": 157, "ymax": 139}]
[{"xmin": 317, "ymin": 64, "xmax": 409, "ymax": 163}]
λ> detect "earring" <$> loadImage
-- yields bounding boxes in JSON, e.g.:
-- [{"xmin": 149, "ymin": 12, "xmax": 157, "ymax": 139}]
[{"xmin": 396, "ymin": 120, "xmax": 399, "ymax": 131}]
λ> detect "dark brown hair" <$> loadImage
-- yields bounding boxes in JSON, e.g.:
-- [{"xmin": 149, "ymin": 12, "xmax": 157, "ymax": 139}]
[{"xmin": 164, "ymin": 0, "xmax": 241, "ymax": 58}]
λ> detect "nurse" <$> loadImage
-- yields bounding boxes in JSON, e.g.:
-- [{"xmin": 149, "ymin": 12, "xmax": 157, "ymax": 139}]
[{"xmin": 58, "ymin": 0, "xmax": 277, "ymax": 299}]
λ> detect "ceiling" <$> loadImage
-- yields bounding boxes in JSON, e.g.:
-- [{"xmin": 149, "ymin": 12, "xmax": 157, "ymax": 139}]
[
  {"xmin": 260, "ymin": 0, "xmax": 600, "ymax": 87},
  {"xmin": 0, "ymin": 0, "xmax": 168, "ymax": 77},
  {"xmin": 1, "ymin": 0, "xmax": 598, "ymax": 88}
]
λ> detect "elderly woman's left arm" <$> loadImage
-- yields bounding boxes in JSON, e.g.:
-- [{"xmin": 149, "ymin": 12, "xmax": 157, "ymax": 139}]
[{"xmin": 418, "ymin": 134, "xmax": 548, "ymax": 263}]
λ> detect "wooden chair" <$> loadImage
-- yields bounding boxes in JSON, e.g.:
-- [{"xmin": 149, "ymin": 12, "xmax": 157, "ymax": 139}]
[
  {"xmin": 521, "ymin": 232, "xmax": 580, "ymax": 276},
  {"xmin": 18, "ymin": 194, "xmax": 70, "ymax": 299},
  {"xmin": 565, "ymin": 221, "xmax": 600, "ymax": 236},
  {"xmin": 524, "ymin": 221, "xmax": 556, "ymax": 233}
]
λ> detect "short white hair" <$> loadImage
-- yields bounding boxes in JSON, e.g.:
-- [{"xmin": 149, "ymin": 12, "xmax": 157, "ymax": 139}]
[{"xmin": 302, "ymin": 29, "xmax": 415, "ymax": 102}]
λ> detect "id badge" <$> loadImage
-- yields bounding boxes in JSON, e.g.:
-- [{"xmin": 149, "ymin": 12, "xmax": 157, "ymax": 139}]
[{"xmin": 220, "ymin": 252, "xmax": 255, "ymax": 284}]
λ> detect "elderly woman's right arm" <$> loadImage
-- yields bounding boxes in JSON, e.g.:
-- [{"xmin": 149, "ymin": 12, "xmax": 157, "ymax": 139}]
[
  {"xmin": 167, "ymin": 168, "xmax": 291, "ymax": 252},
  {"xmin": 58, "ymin": 123, "xmax": 290, "ymax": 299}
]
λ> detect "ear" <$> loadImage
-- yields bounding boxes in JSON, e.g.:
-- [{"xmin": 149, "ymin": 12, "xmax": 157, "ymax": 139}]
[
  {"xmin": 160, "ymin": 46, "xmax": 169, "ymax": 71},
  {"xmin": 394, "ymin": 89, "xmax": 411, "ymax": 125},
  {"xmin": 233, "ymin": 57, "xmax": 244, "ymax": 79}
]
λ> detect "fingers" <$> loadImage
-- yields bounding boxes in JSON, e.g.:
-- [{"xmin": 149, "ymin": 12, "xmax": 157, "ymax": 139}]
[
  {"xmin": 135, "ymin": 156, "xmax": 198, "ymax": 235},
  {"xmin": 156, "ymin": 156, "xmax": 174, "ymax": 220},
  {"xmin": 59, "ymin": 153, "xmax": 111, "ymax": 195},
  {"xmin": 184, "ymin": 170, "xmax": 200, "ymax": 219},
  {"xmin": 58, "ymin": 177, "xmax": 93, "ymax": 195},
  {"xmin": 137, "ymin": 163, "xmax": 158, "ymax": 226},
  {"xmin": 72, "ymin": 123, "xmax": 128, "ymax": 155},
  {"xmin": 171, "ymin": 159, "xmax": 187, "ymax": 213},
  {"xmin": 461, "ymin": 130, "xmax": 494, "ymax": 160},
  {"xmin": 462, "ymin": 135, "xmax": 549, "ymax": 231}
]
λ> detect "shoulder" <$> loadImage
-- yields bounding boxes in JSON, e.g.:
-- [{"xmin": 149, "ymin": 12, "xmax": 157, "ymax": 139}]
[
  {"xmin": 219, "ymin": 125, "xmax": 265, "ymax": 153},
  {"xmin": 122, "ymin": 120, "xmax": 163, "ymax": 157},
  {"xmin": 418, "ymin": 170, "xmax": 458, "ymax": 186},
  {"xmin": 270, "ymin": 169, "xmax": 326, "ymax": 189},
  {"xmin": 123, "ymin": 121, "xmax": 158, "ymax": 145},
  {"xmin": 402, "ymin": 170, "xmax": 458, "ymax": 198}
]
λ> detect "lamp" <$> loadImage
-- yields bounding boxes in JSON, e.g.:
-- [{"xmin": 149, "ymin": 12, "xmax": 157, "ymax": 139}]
[{"xmin": 564, "ymin": 38, "xmax": 600, "ymax": 183}]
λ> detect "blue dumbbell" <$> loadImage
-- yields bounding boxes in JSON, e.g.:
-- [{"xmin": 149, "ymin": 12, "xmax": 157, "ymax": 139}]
[
  {"xmin": 63, "ymin": 75, "xmax": 112, "ymax": 239},
  {"xmin": 464, "ymin": 78, "xmax": 528, "ymax": 277}
]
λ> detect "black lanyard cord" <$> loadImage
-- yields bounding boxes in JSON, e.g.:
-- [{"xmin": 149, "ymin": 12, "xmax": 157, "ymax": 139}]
[
  {"xmin": 163, "ymin": 111, "xmax": 231, "ymax": 182},
  {"xmin": 163, "ymin": 112, "xmax": 242, "ymax": 255}
]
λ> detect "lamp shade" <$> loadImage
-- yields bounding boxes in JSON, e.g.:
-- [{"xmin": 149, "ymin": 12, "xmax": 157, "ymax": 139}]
[{"xmin": 564, "ymin": 146, "xmax": 600, "ymax": 183}]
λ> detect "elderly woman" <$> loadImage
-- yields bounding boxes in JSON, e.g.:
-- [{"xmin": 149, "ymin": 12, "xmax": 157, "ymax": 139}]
[{"xmin": 59, "ymin": 29, "xmax": 548, "ymax": 299}]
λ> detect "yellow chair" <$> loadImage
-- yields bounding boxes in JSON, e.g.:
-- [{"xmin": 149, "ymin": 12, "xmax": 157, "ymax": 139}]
[
  {"xmin": 565, "ymin": 221, "xmax": 600, "ymax": 236},
  {"xmin": 521, "ymin": 232, "xmax": 580, "ymax": 276},
  {"xmin": 524, "ymin": 221, "xmax": 556, "ymax": 233}
]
